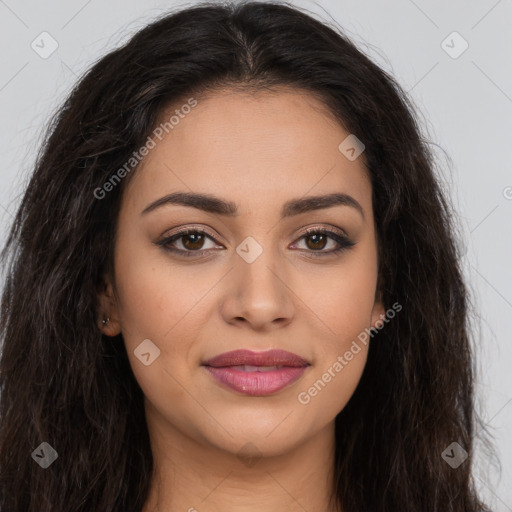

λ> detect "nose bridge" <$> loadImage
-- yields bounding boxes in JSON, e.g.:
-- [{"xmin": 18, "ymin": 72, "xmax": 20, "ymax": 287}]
[
  {"xmin": 224, "ymin": 234, "xmax": 294, "ymax": 326},
  {"xmin": 235, "ymin": 234, "xmax": 283, "ymax": 297}
]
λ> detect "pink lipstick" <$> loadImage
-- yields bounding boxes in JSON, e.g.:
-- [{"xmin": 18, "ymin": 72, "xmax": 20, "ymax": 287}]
[{"xmin": 202, "ymin": 349, "xmax": 310, "ymax": 396}]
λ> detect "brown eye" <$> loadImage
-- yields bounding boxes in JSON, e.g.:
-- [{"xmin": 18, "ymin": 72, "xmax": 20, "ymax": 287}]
[
  {"xmin": 304, "ymin": 233, "xmax": 328, "ymax": 251},
  {"xmin": 181, "ymin": 233, "xmax": 206, "ymax": 250},
  {"xmin": 156, "ymin": 228, "xmax": 224, "ymax": 258},
  {"xmin": 292, "ymin": 228, "xmax": 356, "ymax": 257}
]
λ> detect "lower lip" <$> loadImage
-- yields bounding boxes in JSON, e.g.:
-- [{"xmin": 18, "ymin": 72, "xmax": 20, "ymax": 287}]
[{"xmin": 203, "ymin": 366, "xmax": 308, "ymax": 396}]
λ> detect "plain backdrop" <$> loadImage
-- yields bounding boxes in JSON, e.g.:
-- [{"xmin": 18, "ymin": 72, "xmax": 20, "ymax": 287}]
[{"xmin": 0, "ymin": 0, "xmax": 511, "ymax": 510}]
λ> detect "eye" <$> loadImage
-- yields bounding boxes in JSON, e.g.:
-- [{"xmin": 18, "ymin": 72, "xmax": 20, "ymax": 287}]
[
  {"xmin": 156, "ymin": 228, "xmax": 223, "ymax": 258},
  {"xmin": 291, "ymin": 227, "xmax": 356, "ymax": 257},
  {"xmin": 156, "ymin": 225, "xmax": 356, "ymax": 259}
]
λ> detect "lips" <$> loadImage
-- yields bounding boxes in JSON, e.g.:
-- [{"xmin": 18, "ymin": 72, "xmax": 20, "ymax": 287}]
[
  {"xmin": 202, "ymin": 349, "xmax": 310, "ymax": 396},
  {"xmin": 202, "ymin": 349, "xmax": 309, "ymax": 368}
]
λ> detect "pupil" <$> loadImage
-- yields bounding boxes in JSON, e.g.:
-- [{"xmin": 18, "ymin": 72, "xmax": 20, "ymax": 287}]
[
  {"xmin": 307, "ymin": 234, "xmax": 326, "ymax": 250},
  {"xmin": 184, "ymin": 233, "xmax": 204, "ymax": 249},
  {"xmin": 181, "ymin": 233, "xmax": 328, "ymax": 251}
]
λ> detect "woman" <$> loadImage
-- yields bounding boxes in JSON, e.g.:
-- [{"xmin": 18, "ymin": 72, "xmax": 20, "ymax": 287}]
[{"xmin": 0, "ymin": 1, "xmax": 495, "ymax": 510}]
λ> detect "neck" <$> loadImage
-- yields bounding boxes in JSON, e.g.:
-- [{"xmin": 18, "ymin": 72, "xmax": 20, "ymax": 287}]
[{"xmin": 141, "ymin": 402, "xmax": 340, "ymax": 512}]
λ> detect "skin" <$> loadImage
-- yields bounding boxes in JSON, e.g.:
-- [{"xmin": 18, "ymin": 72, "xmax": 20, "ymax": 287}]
[{"xmin": 98, "ymin": 87, "xmax": 385, "ymax": 512}]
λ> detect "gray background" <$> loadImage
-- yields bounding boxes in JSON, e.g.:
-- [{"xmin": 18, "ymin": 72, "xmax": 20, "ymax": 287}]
[{"xmin": 0, "ymin": 0, "xmax": 511, "ymax": 509}]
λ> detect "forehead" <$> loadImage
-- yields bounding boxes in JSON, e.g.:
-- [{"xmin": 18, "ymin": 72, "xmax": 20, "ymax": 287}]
[{"xmin": 123, "ymin": 88, "xmax": 372, "ymax": 216}]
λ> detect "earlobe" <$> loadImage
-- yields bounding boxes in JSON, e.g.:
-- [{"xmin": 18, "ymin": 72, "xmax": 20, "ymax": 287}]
[
  {"xmin": 370, "ymin": 288, "xmax": 386, "ymax": 330},
  {"xmin": 370, "ymin": 300, "xmax": 386, "ymax": 330},
  {"xmin": 97, "ymin": 314, "xmax": 121, "ymax": 337},
  {"xmin": 96, "ymin": 275, "xmax": 122, "ymax": 336}
]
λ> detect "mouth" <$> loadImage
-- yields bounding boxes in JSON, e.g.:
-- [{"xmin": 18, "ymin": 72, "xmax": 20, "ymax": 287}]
[
  {"xmin": 225, "ymin": 365, "xmax": 287, "ymax": 372},
  {"xmin": 202, "ymin": 349, "xmax": 310, "ymax": 396}
]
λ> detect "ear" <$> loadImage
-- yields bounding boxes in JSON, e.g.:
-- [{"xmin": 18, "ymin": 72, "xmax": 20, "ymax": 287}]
[
  {"xmin": 369, "ymin": 289, "xmax": 386, "ymax": 331},
  {"xmin": 97, "ymin": 274, "xmax": 122, "ymax": 337}
]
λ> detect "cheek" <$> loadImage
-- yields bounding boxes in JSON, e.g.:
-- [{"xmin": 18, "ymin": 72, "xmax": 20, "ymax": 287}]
[
  {"xmin": 301, "ymin": 348, "xmax": 368, "ymax": 414},
  {"xmin": 296, "ymin": 258, "xmax": 378, "ymax": 348},
  {"xmin": 114, "ymin": 241, "xmax": 209, "ymax": 339},
  {"xmin": 113, "ymin": 244, "xmax": 217, "ymax": 384},
  {"xmin": 292, "ymin": 255, "xmax": 376, "ymax": 411},
  {"xmin": 113, "ymin": 261, "xmax": 167, "ymax": 343},
  {"xmin": 112, "ymin": 254, "xmax": 202, "ymax": 415},
  {"xmin": 296, "ymin": 294, "xmax": 371, "ymax": 416}
]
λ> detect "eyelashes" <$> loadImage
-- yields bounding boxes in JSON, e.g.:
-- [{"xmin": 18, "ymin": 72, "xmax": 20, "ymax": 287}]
[{"xmin": 155, "ymin": 225, "xmax": 356, "ymax": 260}]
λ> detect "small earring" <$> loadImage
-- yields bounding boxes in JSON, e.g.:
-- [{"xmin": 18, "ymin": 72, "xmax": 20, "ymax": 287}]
[{"xmin": 102, "ymin": 316, "xmax": 110, "ymax": 326}]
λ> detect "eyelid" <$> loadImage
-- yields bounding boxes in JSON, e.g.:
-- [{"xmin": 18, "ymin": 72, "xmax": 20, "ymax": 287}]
[
  {"xmin": 289, "ymin": 224, "xmax": 355, "ymax": 255},
  {"xmin": 162, "ymin": 224, "xmax": 225, "ymax": 245},
  {"xmin": 157, "ymin": 222, "xmax": 355, "ymax": 257},
  {"xmin": 299, "ymin": 223, "xmax": 349, "ymax": 239},
  {"xmin": 162, "ymin": 223, "xmax": 349, "ymax": 245}
]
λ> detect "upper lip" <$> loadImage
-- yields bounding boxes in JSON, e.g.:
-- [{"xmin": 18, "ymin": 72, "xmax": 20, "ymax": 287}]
[{"xmin": 202, "ymin": 349, "xmax": 310, "ymax": 368}]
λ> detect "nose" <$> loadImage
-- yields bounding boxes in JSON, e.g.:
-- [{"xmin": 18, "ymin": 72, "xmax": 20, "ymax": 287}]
[{"xmin": 220, "ymin": 241, "xmax": 295, "ymax": 331}]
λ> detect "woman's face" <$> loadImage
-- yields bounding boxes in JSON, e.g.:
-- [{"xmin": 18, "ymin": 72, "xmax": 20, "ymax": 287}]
[{"xmin": 100, "ymin": 88, "xmax": 384, "ymax": 458}]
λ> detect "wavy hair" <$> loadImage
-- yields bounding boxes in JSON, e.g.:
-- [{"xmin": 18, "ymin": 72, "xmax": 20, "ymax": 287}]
[{"xmin": 0, "ymin": 1, "xmax": 496, "ymax": 510}]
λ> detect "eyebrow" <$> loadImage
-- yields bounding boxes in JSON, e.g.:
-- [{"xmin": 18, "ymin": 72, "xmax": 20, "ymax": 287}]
[{"xmin": 141, "ymin": 191, "xmax": 364, "ymax": 219}]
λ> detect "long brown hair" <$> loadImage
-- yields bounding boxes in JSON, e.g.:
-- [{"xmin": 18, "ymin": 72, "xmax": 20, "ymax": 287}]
[{"xmin": 0, "ymin": 1, "xmax": 496, "ymax": 510}]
